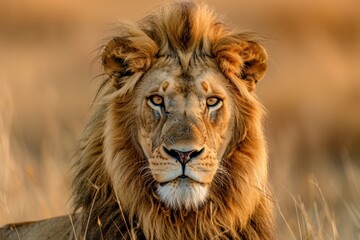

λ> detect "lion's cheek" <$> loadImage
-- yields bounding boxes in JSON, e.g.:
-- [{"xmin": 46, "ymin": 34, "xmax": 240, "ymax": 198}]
[
  {"xmin": 137, "ymin": 128, "xmax": 152, "ymax": 157},
  {"xmin": 209, "ymin": 108, "xmax": 233, "ymax": 157},
  {"xmin": 140, "ymin": 107, "xmax": 160, "ymax": 132},
  {"xmin": 148, "ymin": 158, "xmax": 182, "ymax": 182},
  {"xmin": 186, "ymin": 159, "xmax": 218, "ymax": 183}
]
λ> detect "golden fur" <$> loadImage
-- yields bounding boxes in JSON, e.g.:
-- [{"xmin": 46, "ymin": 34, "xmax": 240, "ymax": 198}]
[{"xmin": 0, "ymin": 1, "xmax": 274, "ymax": 239}]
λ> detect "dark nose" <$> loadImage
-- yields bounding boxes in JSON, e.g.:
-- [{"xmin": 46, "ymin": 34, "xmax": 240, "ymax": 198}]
[{"xmin": 163, "ymin": 147, "xmax": 204, "ymax": 165}]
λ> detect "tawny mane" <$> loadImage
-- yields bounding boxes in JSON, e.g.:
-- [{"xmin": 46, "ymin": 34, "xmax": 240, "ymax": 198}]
[{"xmin": 72, "ymin": 1, "xmax": 274, "ymax": 239}]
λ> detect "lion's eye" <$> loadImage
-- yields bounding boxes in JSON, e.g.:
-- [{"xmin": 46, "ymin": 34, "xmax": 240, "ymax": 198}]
[
  {"xmin": 206, "ymin": 97, "xmax": 222, "ymax": 107},
  {"xmin": 149, "ymin": 95, "xmax": 164, "ymax": 107}
]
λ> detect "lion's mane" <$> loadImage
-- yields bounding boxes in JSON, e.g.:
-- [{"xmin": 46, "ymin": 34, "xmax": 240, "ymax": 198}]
[{"xmin": 72, "ymin": 1, "xmax": 274, "ymax": 239}]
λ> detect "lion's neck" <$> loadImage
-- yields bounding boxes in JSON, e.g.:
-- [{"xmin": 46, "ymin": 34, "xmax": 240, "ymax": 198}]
[{"xmin": 76, "ymin": 191, "xmax": 274, "ymax": 240}]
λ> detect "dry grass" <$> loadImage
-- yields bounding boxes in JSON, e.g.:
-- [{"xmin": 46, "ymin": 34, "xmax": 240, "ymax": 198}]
[{"xmin": 0, "ymin": 0, "xmax": 360, "ymax": 238}]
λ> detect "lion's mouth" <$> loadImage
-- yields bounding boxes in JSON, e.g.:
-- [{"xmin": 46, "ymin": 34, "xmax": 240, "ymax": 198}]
[{"xmin": 158, "ymin": 175, "xmax": 206, "ymax": 187}]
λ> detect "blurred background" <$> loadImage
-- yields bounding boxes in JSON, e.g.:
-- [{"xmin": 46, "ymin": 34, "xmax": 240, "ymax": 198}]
[{"xmin": 0, "ymin": 0, "xmax": 359, "ymax": 238}]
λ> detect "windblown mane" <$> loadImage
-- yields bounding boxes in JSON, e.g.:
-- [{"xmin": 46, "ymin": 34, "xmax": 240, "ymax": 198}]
[{"xmin": 72, "ymin": 1, "xmax": 274, "ymax": 239}]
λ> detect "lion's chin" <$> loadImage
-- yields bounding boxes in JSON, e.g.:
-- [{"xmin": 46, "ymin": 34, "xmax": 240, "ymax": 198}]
[{"xmin": 156, "ymin": 178, "xmax": 208, "ymax": 210}]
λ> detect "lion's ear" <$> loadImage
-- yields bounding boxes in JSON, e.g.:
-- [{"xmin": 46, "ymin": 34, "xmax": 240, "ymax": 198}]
[
  {"xmin": 102, "ymin": 32, "xmax": 158, "ymax": 88},
  {"xmin": 239, "ymin": 41, "xmax": 267, "ymax": 90},
  {"xmin": 214, "ymin": 38, "xmax": 268, "ymax": 92}
]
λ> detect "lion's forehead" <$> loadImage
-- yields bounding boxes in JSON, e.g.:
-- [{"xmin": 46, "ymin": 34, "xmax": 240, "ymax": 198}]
[{"xmin": 140, "ymin": 64, "xmax": 229, "ymax": 102}]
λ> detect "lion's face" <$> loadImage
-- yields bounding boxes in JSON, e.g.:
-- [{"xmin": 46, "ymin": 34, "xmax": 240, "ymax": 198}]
[{"xmin": 136, "ymin": 61, "xmax": 234, "ymax": 209}]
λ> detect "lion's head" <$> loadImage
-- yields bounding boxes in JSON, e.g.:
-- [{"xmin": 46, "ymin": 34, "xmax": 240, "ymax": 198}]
[
  {"xmin": 130, "ymin": 63, "xmax": 235, "ymax": 211},
  {"xmin": 73, "ymin": 1, "xmax": 274, "ymax": 239}
]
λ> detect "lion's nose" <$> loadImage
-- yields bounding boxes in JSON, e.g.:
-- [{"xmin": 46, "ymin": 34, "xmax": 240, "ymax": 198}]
[{"xmin": 163, "ymin": 147, "xmax": 204, "ymax": 165}]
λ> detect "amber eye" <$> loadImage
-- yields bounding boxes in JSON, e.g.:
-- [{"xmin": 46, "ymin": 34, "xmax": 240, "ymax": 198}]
[
  {"xmin": 206, "ymin": 97, "xmax": 222, "ymax": 107},
  {"xmin": 149, "ymin": 95, "xmax": 164, "ymax": 106}
]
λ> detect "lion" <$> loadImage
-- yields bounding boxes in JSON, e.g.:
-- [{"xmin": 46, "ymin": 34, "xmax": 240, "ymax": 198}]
[{"xmin": 0, "ymin": 1, "xmax": 275, "ymax": 239}]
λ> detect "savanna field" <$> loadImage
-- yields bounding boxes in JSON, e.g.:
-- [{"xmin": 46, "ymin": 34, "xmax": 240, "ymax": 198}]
[{"xmin": 0, "ymin": 0, "xmax": 359, "ymax": 239}]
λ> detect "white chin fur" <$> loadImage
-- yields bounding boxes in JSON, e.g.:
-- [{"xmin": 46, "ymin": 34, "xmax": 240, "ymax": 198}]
[{"xmin": 157, "ymin": 180, "xmax": 208, "ymax": 210}]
